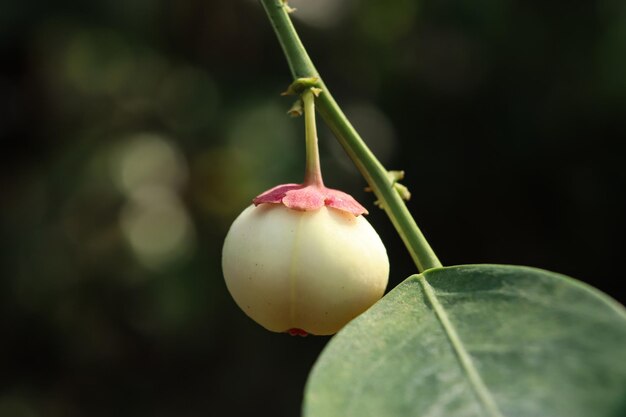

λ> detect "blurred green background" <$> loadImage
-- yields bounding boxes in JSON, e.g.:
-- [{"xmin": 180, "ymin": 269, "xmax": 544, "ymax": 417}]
[{"xmin": 1, "ymin": 0, "xmax": 625, "ymax": 416}]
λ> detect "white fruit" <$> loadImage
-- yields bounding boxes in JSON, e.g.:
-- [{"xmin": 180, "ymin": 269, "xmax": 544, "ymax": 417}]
[{"xmin": 222, "ymin": 204, "xmax": 389, "ymax": 335}]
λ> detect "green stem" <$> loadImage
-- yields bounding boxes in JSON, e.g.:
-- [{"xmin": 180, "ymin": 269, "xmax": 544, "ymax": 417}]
[
  {"xmin": 260, "ymin": 0, "xmax": 442, "ymax": 272},
  {"xmin": 302, "ymin": 89, "xmax": 324, "ymax": 186}
]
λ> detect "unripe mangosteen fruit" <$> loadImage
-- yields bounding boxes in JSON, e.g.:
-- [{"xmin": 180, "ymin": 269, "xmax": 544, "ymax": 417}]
[
  {"xmin": 222, "ymin": 187, "xmax": 389, "ymax": 335},
  {"xmin": 221, "ymin": 88, "xmax": 389, "ymax": 336}
]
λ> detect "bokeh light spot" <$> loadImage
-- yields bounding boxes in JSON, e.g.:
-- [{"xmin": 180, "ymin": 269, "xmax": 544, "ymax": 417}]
[
  {"xmin": 288, "ymin": 0, "xmax": 353, "ymax": 28},
  {"xmin": 64, "ymin": 29, "xmax": 134, "ymax": 96},
  {"xmin": 357, "ymin": 0, "xmax": 418, "ymax": 43},
  {"xmin": 111, "ymin": 133, "xmax": 188, "ymax": 195},
  {"xmin": 119, "ymin": 186, "xmax": 195, "ymax": 269},
  {"xmin": 227, "ymin": 100, "xmax": 299, "ymax": 185}
]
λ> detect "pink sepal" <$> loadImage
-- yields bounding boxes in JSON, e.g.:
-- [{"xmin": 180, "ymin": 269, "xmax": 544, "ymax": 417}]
[{"xmin": 253, "ymin": 183, "xmax": 368, "ymax": 216}]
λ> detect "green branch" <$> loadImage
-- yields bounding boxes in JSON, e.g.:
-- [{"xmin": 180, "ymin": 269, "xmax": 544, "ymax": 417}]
[{"xmin": 260, "ymin": 0, "xmax": 442, "ymax": 272}]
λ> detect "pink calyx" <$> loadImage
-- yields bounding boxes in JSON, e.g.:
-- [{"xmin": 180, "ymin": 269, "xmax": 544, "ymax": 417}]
[{"xmin": 253, "ymin": 183, "xmax": 368, "ymax": 217}]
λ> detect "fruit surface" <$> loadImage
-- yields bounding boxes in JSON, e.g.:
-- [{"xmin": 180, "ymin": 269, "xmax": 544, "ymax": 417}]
[{"xmin": 222, "ymin": 204, "xmax": 389, "ymax": 335}]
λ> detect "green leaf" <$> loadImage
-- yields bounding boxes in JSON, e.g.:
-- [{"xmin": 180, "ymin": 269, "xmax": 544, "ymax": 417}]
[{"xmin": 303, "ymin": 265, "xmax": 626, "ymax": 417}]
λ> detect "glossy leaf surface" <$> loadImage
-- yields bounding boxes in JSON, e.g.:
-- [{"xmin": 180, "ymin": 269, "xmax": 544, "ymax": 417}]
[{"xmin": 304, "ymin": 265, "xmax": 626, "ymax": 417}]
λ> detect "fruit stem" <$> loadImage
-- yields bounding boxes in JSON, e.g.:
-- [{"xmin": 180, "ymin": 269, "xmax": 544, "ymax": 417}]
[
  {"xmin": 260, "ymin": 0, "xmax": 442, "ymax": 272},
  {"xmin": 302, "ymin": 89, "xmax": 324, "ymax": 187}
]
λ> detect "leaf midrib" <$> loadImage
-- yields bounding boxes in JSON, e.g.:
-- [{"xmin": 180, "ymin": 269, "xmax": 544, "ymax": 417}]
[{"xmin": 417, "ymin": 274, "xmax": 505, "ymax": 417}]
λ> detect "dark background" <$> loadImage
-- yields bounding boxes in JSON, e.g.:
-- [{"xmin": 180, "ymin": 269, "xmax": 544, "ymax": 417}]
[{"xmin": 1, "ymin": 0, "xmax": 625, "ymax": 416}]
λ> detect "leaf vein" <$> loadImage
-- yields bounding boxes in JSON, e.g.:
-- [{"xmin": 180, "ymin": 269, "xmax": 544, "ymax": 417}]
[{"xmin": 418, "ymin": 275, "xmax": 505, "ymax": 417}]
